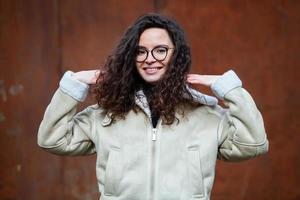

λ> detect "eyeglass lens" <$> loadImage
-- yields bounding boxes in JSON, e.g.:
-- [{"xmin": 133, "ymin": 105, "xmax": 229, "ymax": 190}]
[{"xmin": 136, "ymin": 46, "xmax": 169, "ymax": 62}]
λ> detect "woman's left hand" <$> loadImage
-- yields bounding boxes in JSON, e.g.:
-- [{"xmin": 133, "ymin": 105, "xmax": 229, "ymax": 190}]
[{"xmin": 187, "ymin": 74, "xmax": 221, "ymax": 87}]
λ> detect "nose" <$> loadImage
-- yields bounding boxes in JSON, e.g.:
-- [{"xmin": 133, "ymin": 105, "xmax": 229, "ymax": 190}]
[{"xmin": 145, "ymin": 52, "xmax": 156, "ymax": 64}]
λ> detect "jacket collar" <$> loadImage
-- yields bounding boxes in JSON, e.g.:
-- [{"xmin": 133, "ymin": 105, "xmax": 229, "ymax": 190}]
[
  {"xmin": 102, "ymin": 86, "xmax": 218, "ymax": 126},
  {"xmin": 135, "ymin": 86, "xmax": 218, "ymax": 116},
  {"xmin": 185, "ymin": 86, "xmax": 218, "ymax": 106}
]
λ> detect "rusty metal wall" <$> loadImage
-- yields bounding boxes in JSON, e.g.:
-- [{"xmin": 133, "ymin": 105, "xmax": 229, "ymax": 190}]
[
  {"xmin": 0, "ymin": 0, "xmax": 299, "ymax": 199},
  {"xmin": 0, "ymin": 0, "xmax": 61, "ymax": 199}
]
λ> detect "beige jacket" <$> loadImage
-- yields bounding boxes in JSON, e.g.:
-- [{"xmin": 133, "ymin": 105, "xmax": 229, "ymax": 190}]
[{"xmin": 38, "ymin": 70, "xmax": 268, "ymax": 200}]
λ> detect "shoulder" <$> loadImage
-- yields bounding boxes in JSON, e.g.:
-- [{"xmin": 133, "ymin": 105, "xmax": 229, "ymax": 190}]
[
  {"xmin": 84, "ymin": 104, "xmax": 105, "ymax": 114},
  {"xmin": 183, "ymin": 103, "xmax": 225, "ymax": 119},
  {"xmin": 203, "ymin": 104, "xmax": 226, "ymax": 118},
  {"xmin": 77, "ymin": 104, "xmax": 107, "ymax": 120}
]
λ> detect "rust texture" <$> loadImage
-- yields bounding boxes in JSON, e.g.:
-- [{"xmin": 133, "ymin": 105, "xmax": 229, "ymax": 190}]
[{"xmin": 0, "ymin": 0, "xmax": 299, "ymax": 199}]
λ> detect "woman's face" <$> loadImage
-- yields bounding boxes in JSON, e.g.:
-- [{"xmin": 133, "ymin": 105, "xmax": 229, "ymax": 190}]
[{"xmin": 136, "ymin": 28, "xmax": 174, "ymax": 84}]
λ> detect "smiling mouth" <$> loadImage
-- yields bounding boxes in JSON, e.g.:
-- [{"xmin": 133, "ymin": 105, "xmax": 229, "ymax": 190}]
[{"xmin": 143, "ymin": 67, "xmax": 163, "ymax": 74}]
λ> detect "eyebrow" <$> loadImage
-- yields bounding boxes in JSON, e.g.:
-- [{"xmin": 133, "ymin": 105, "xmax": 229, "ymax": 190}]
[{"xmin": 137, "ymin": 44, "xmax": 170, "ymax": 49}]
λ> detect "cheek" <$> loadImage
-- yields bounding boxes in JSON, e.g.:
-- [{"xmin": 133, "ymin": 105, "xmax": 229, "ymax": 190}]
[
  {"xmin": 136, "ymin": 62, "xmax": 144, "ymax": 75},
  {"xmin": 136, "ymin": 62, "xmax": 142, "ymax": 70},
  {"xmin": 164, "ymin": 52, "xmax": 173, "ymax": 66},
  {"xmin": 164, "ymin": 51, "xmax": 174, "ymax": 64}
]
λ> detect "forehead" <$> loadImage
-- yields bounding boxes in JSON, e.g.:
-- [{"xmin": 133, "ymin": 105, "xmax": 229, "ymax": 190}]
[{"xmin": 138, "ymin": 28, "xmax": 173, "ymax": 47}]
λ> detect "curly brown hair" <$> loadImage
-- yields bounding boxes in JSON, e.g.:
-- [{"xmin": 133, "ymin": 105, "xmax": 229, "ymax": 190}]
[{"xmin": 94, "ymin": 13, "xmax": 195, "ymax": 125}]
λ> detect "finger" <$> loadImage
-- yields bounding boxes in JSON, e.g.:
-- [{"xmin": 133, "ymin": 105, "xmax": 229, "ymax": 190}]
[
  {"xmin": 187, "ymin": 75, "xmax": 207, "ymax": 83},
  {"xmin": 91, "ymin": 70, "xmax": 104, "ymax": 84},
  {"xmin": 187, "ymin": 74, "xmax": 201, "ymax": 79},
  {"xmin": 187, "ymin": 75, "xmax": 217, "ymax": 86},
  {"xmin": 95, "ymin": 70, "xmax": 100, "ymax": 76},
  {"xmin": 187, "ymin": 78, "xmax": 210, "ymax": 86}
]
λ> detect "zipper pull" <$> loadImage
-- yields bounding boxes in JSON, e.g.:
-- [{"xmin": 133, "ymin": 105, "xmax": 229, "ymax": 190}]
[{"xmin": 152, "ymin": 128, "xmax": 157, "ymax": 141}]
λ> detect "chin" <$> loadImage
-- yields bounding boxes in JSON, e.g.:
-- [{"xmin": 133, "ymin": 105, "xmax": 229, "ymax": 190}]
[{"xmin": 141, "ymin": 75, "xmax": 163, "ymax": 84}]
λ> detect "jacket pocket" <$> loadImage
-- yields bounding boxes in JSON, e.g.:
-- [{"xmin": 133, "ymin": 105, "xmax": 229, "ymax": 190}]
[
  {"xmin": 187, "ymin": 147, "xmax": 205, "ymax": 198},
  {"xmin": 104, "ymin": 147, "xmax": 122, "ymax": 196}
]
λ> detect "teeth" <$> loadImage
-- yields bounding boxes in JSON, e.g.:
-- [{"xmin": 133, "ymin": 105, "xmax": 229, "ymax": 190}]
[{"xmin": 145, "ymin": 67, "xmax": 159, "ymax": 74}]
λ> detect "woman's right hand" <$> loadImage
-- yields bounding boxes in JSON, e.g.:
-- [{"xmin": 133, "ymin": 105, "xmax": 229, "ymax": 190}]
[{"xmin": 73, "ymin": 70, "xmax": 101, "ymax": 85}]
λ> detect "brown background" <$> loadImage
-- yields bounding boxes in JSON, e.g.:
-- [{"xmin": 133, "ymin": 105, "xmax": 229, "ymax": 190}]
[{"xmin": 0, "ymin": 0, "xmax": 299, "ymax": 199}]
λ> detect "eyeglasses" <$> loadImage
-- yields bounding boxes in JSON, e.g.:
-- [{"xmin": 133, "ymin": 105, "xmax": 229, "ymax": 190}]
[{"xmin": 136, "ymin": 45, "xmax": 174, "ymax": 63}]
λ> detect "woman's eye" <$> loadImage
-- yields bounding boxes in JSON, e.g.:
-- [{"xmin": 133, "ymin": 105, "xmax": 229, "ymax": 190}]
[
  {"xmin": 137, "ymin": 49, "xmax": 146, "ymax": 55},
  {"xmin": 155, "ymin": 48, "xmax": 167, "ymax": 54}
]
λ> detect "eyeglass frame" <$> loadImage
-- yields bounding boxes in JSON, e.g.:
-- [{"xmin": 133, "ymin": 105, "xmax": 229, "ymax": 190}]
[{"xmin": 135, "ymin": 45, "xmax": 174, "ymax": 63}]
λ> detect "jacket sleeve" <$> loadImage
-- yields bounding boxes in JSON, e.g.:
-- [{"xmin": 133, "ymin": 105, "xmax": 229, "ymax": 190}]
[
  {"xmin": 211, "ymin": 70, "xmax": 269, "ymax": 161},
  {"xmin": 37, "ymin": 71, "xmax": 96, "ymax": 156}
]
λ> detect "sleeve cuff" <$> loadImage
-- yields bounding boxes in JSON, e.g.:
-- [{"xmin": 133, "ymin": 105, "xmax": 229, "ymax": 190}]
[
  {"xmin": 59, "ymin": 71, "xmax": 89, "ymax": 102},
  {"xmin": 211, "ymin": 70, "xmax": 242, "ymax": 100}
]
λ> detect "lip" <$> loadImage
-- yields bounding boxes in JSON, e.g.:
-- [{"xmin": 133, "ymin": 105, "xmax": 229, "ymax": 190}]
[
  {"xmin": 142, "ymin": 66, "xmax": 163, "ymax": 75},
  {"xmin": 142, "ymin": 66, "xmax": 163, "ymax": 70}
]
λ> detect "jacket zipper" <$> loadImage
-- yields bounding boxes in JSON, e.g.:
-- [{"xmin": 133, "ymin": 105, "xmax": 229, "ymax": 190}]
[
  {"xmin": 152, "ymin": 128, "xmax": 157, "ymax": 141},
  {"xmin": 149, "ymin": 127, "xmax": 158, "ymax": 200}
]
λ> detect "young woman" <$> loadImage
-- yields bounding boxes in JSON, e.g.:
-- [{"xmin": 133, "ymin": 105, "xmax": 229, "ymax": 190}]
[{"xmin": 38, "ymin": 13, "xmax": 268, "ymax": 200}]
